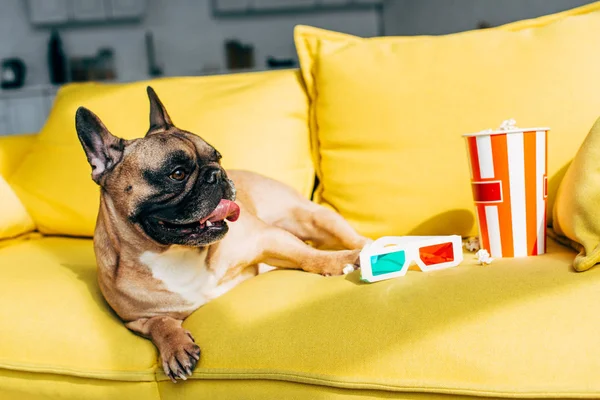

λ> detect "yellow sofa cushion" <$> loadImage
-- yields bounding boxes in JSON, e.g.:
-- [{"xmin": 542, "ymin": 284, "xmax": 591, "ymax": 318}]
[
  {"xmin": 0, "ymin": 135, "xmax": 36, "ymax": 240},
  {"xmin": 0, "ymin": 135, "xmax": 35, "ymax": 240},
  {"xmin": 0, "ymin": 134, "xmax": 36, "ymax": 178},
  {"xmin": 0, "ymin": 370, "xmax": 159, "ymax": 400},
  {"xmin": 294, "ymin": 1, "xmax": 600, "ymax": 239},
  {"xmin": 3, "ymin": 236, "xmax": 599, "ymax": 399},
  {"xmin": 0, "ymin": 176, "xmax": 35, "ymax": 240},
  {"xmin": 182, "ymin": 240, "xmax": 600, "ymax": 398},
  {"xmin": 0, "ymin": 237, "xmax": 157, "ymax": 381},
  {"xmin": 552, "ymin": 116, "xmax": 600, "ymax": 272},
  {"xmin": 8, "ymin": 69, "xmax": 313, "ymax": 237}
]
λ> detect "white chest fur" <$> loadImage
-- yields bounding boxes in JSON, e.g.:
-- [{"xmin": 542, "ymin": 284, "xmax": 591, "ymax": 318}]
[{"xmin": 139, "ymin": 246, "xmax": 252, "ymax": 310}]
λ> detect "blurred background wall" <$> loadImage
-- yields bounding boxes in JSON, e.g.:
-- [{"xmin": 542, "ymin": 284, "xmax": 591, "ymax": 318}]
[
  {"xmin": 384, "ymin": 0, "xmax": 593, "ymax": 36},
  {"xmin": 0, "ymin": 0, "xmax": 595, "ymax": 86},
  {"xmin": 0, "ymin": 0, "xmax": 381, "ymax": 85},
  {"xmin": 0, "ymin": 0, "xmax": 595, "ymax": 135}
]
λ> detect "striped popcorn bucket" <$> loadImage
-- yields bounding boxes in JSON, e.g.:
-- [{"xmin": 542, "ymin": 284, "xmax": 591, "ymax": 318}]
[{"xmin": 464, "ymin": 125, "xmax": 549, "ymax": 258}]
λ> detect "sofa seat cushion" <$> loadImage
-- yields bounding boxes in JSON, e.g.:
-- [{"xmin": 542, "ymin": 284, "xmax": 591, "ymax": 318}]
[
  {"xmin": 0, "ymin": 236, "xmax": 157, "ymax": 381},
  {"xmin": 2, "ymin": 236, "xmax": 599, "ymax": 399},
  {"xmin": 0, "ymin": 370, "xmax": 159, "ymax": 400},
  {"xmin": 184, "ymin": 239, "xmax": 600, "ymax": 398}
]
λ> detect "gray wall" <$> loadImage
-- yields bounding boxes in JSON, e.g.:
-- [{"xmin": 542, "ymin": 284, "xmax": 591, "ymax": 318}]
[
  {"xmin": 4, "ymin": 0, "xmax": 594, "ymax": 87},
  {"xmin": 0, "ymin": 0, "xmax": 380, "ymax": 86},
  {"xmin": 383, "ymin": 0, "xmax": 596, "ymax": 36}
]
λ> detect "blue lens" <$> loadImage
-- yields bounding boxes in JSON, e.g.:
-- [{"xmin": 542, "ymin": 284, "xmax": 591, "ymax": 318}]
[{"xmin": 370, "ymin": 250, "xmax": 406, "ymax": 276}]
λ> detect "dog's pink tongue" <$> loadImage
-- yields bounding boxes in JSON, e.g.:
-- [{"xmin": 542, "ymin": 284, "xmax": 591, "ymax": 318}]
[{"xmin": 206, "ymin": 200, "xmax": 240, "ymax": 223}]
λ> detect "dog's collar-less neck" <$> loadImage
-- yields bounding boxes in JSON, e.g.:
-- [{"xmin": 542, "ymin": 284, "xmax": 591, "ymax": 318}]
[{"xmin": 99, "ymin": 194, "xmax": 165, "ymax": 255}]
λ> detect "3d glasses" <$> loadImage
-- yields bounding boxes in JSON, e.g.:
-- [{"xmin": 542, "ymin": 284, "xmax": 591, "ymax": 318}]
[{"xmin": 360, "ymin": 235, "xmax": 464, "ymax": 283}]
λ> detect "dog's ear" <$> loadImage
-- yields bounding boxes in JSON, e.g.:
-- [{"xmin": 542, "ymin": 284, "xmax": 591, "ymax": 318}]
[
  {"xmin": 75, "ymin": 107, "xmax": 125, "ymax": 185},
  {"xmin": 146, "ymin": 86, "xmax": 173, "ymax": 135}
]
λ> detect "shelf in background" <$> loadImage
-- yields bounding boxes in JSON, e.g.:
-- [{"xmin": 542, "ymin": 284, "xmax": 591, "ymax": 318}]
[
  {"xmin": 26, "ymin": 0, "xmax": 147, "ymax": 27},
  {"xmin": 212, "ymin": 0, "xmax": 382, "ymax": 17}
]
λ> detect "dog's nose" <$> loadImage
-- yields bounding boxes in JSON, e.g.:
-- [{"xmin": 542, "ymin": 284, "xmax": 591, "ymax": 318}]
[{"xmin": 204, "ymin": 168, "xmax": 222, "ymax": 184}]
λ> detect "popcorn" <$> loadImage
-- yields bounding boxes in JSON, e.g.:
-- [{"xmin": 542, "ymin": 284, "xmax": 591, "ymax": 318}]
[
  {"xmin": 498, "ymin": 118, "xmax": 518, "ymax": 131},
  {"xmin": 478, "ymin": 119, "xmax": 519, "ymax": 135},
  {"xmin": 463, "ymin": 236, "xmax": 480, "ymax": 252},
  {"xmin": 342, "ymin": 264, "xmax": 355, "ymax": 274},
  {"xmin": 475, "ymin": 249, "xmax": 494, "ymax": 265}
]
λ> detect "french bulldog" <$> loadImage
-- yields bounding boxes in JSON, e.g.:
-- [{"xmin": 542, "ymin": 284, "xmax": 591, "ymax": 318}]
[{"xmin": 75, "ymin": 86, "xmax": 370, "ymax": 383}]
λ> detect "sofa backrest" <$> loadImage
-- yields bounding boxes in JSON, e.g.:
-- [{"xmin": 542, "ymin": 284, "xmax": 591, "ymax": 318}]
[{"xmin": 5, "ymin": 69, "xmax": 314, "ymax": 237}]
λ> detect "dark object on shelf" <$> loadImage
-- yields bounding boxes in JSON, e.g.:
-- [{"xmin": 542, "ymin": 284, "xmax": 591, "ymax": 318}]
[
  {"xmin": 1, "ymin": 58, "xmax": 26, "ymax": 89},
  {"xmin": 96, "ymin": 48, "xmax": 116, "ymax": 80},
  {"xmin": 69, "ymin": 48, "xmax": 116, "ymax": 82},
  {"xmin": 225, "ymin": 40, "xmax": 254, "ymax": 70},
  {"xmin": 145, "ymin": 31, "xmax": 163, "ymax": 77},
  {"xmin": 47, "ymin": 30, "xmax": 68, "ymax": 85},
  {"xmin": 69, "ymin": 57, "xmax": 96, "ymax": 82},
  {"xmin": 266, "ymin": 56, "xmax": 296, "ymax": 69}
]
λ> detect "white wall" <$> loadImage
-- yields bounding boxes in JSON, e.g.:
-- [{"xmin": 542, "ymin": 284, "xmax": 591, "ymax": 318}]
[
  {"xmin": 383, "ymin": 0, "xmax": 596, "ymax": 36},
  {"xmin": 0, "ymin": 0, "xmax": 380, "ymax": 86}
]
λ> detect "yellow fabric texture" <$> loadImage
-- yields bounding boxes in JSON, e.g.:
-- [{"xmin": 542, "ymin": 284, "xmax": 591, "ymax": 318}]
[
  {"xmin": 0, "ymin": 176, "xmax": 35, "ymax": 240},
  {"xmin": 552, "ymin": 116, "xmax": 600, "ymax": 272},
  {"xmin": 3, "ymin": 236, "xmax": 600, "ymax": 399},
  {"xmin": 0, "ymin": 134, "xmax": 36, "ymax": 178},
  {"xmin": 157, "ymin": 380, "xmax": 500, "ymax": 400},
  {"xmin": 0, "ymin": 370, "xmax": 159, "ymax": 400},
  {"xmin": 0, "ymin": 237, "xmax": 157, "ymax": 381},
  {"xmin": 294, "ymin": 1, "xmax": 600, "ymax": 239},
  {"xmin": 0, "ymin": 135, "xmax": 37, "ymax": 240},
  {"xmin": 8, "ymin": 69, "xmax": 313, "ymax": 237},
  {"xmin": 183, "ymin": 240, "xmax": 600, "ymax": 398}
]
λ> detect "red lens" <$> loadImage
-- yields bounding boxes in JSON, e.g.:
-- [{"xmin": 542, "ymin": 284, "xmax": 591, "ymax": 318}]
[{"xmin": 419, "ymin": 242, "xmax": 454, "ymax": 266}]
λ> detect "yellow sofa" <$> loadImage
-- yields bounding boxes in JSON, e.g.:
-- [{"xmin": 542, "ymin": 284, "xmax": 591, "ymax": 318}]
[{"xmin": 3, "ymin": 3, "xmax": 600, "ymax": 399}]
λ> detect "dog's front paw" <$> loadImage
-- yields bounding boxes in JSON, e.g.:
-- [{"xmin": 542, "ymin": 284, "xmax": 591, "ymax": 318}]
[
  {"xmin": 160, "ymin": 332, "xmax": 201, "ymax": 383},
  {"xmin": 307, "ymin": 249, "xmax": 361, "ymax": 277}
]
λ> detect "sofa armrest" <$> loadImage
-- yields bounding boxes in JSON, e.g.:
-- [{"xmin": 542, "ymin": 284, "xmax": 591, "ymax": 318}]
[{"xmin": 0, "ymin": 133, "xmax": 37, "ymax": 178}]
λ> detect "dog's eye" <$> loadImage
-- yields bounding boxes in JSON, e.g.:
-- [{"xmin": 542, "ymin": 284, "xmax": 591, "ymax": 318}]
[{"xmin": 169, "ymin": 168, "xmax": 187, "ymax": 181}]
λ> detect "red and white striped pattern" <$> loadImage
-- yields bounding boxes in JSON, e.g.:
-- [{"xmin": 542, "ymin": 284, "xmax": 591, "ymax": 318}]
[{"xmin": 465, "ymin": 130, "xmax": 547, "ymax": 257}]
